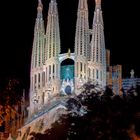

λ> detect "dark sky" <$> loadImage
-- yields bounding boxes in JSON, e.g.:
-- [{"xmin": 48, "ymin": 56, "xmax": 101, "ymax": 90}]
[{"xmin": 0, "ymin": 0, "xmax": 140, "ymax": 90}]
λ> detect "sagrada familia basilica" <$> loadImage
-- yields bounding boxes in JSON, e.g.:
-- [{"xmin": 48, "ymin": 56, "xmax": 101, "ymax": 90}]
[
  {"xmin": 29, "ymin": 0, "xmax": 106, "ymax": 117},
  {"xmin": 1, "ymin": 0, "xmax": 140, "ymax": 139}
]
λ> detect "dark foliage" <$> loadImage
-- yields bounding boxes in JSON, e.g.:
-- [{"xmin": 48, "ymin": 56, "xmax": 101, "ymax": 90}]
[
  {"xmin": 0, "ymin": 79, "xmax": 23, "ymax": 106},
  {"xmin": 30, "ymin": 84, "xmax": 140, "ymax": 140}
]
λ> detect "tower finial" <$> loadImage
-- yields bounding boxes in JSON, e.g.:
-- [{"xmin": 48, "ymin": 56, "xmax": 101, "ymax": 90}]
[
  {"xmin": 67, "ymin": 48, "xmax": 71, "ymax": 57},
  {"xmin": 38, "ymin": 0, "xmax": 43, "ymax": 10},
  {"xmin": 38, "ymin": 0, "xmax": 42, "ymax": 4},
  {"xmin": 95, "ymin": 0, "xmax": 101, "ymax": 6},
  {"xmin": 130, "ymin": 69, "xmax": 135, "ymax": 78},
  {"xmin": 51, "ymin": 0, "xmax": 56, "ymax": 3}
]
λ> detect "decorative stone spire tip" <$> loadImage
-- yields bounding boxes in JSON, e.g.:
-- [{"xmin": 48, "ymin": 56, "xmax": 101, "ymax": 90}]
[
  {"xmin": 51, "ymin": 0, "xmax": 56, "ymax": 3},
  {"xmin": 38, "ymin": 0, "xmax": 43, "ymax": 10},
  {"xmin": 95, "ymin": 0, "xmax": 101, "ymax": 5},
  {"xmin": 67, "ymin": 48, "xmax": 71, "ymax": 57}
]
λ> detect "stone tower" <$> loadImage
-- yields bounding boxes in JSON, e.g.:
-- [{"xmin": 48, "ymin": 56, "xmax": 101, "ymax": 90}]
[
  {"xmin": 28, "ymin": 0, "xmax": 107, "ymax": 117},
  {"xmin": 74, "ymin": 0, "xmax": 90, "ymax": 93},
  {"xmin": 45, "ymin": 0, "xmax": 61, "ymax": 96},
  {"xmin": 30, "ymin": 0, "xmax": 45, "ymax": 116},
  {"xmin": 89, "ymin": 0, "xmax": 106, "ymax": 86}
]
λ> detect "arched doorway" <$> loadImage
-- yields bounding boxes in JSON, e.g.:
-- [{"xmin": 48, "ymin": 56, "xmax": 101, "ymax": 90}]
[
  {"xmin": 61, "ymin": 58, "xmax": 74, "ymax": 80},
  {"xmin": 60, "ymin": 58, "xmax": 74, "ymax": 95}
]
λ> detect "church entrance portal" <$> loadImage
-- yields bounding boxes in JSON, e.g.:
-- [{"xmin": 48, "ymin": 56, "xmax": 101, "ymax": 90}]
[{"xmin": 60, "ymin": 59, "xmax": 74, "ymax": 95}]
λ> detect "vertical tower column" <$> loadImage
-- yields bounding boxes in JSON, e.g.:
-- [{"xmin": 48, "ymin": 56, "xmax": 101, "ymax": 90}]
[
  {"xmin": 45, "ymin": 0, "xmax": 61, "ymax": 96},
  {"xmin": 89, "ymin": 0, "xmax": 106, "ymax": 87},
  {"xmin": 74, "ymin": 0, "xmax": 90, "ymax": 94},
  {"xmin": 29, "ymin": 0, "xmax": 45, "ymax": 116}
]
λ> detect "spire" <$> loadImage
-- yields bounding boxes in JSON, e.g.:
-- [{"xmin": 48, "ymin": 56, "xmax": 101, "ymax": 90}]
[
  {"xmin": 48, "ymin": 0, "xmax": 57, "ymax": 14},
  {"xmin": 130, "ymin": 69, "xmax": 135, "ymax": 78},
  {"xmin": 78, "ymin": 0, "xmax": 88, "ymax": 11},
  {"xmin": 90, "ymin": 0, "xmax": 106, "ymax": 86},
  {"xmin": 95, "ymin": 0, "xmax": 101, "ymax": 6},
  {"xmin": 67, "ymin": 48, "xmax": 71, "ymax": 57},
  {"xmin": 95, "ymin": 0, "xmax": 101, "ymax": 9},
  {"xmin": 38, "ymin": 0, "xmax": 43, "ymax": 9},
  {"xmin": 46, "ymin": 0, "xmax": 60, "ymax": 59},
  {"xmin": 31, "ymin": 0, "xmax": 45, "ymax": 69},
  {"xmin": 91, "ymin": 0, "xmax": 104, "ymax": 60},
  {"xmin": 37, "ymin": 0, "xmax": 43, "ymax": 18},
  {"xmin": 75, "ymin": 0, "xmax": 89, "ymax": 57},
  {"xmin": 75, "ymin": 0, "xmax": 90, "ymax": 82},
  {"xmin": 51, "ymin": 0, "xmax": 56, "ymax": 2}
]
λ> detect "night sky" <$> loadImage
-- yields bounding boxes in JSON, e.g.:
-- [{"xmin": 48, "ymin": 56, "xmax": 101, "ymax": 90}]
[{"xmin": 0, "ymin": 0, "xmax": 139, "ymax": 90}]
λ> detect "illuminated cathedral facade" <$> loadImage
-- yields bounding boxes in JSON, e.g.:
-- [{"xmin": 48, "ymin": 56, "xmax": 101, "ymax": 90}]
[{"xmin": 29, "ymin": 0, "xmax": 106, "ymax": 116}]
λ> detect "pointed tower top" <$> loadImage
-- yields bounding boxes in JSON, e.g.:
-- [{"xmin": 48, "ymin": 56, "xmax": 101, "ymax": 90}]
[
  {"xmin": 67, "ymin": 48, "xmax": 71, "ymax": 57},
  {"xmin": 78, "ymin": 0, "xmax": 88, "ymax": 10},
  {"xmin": 95, "ymin": 0, "xmax": 101, "ymax": 6},
  {"xmin": 48, "ymin": 0, "xmax": 57, "ymax": 14},
  {"xmin": 130, "ymin": 69, "xmax": 135, "ymax": 78},
  {"xmin": 51, "ymin": 0, "xmax": 56, "ymax": 3},
  {"xmin": 37, "ymin": 0, "xmax": 43, "ymax": 11}
]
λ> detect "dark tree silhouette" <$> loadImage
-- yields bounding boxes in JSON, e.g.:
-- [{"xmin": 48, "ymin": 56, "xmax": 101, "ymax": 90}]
[{"xmin": 29, "ymin": 83, "xmax": 140, "ymax": 140}]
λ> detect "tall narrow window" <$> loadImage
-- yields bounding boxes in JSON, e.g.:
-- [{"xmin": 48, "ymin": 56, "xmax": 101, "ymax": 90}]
[
  {"xmin": 42, "ymin": 92, "xmax": 44, "ymax": 105},
  {"xmin": 100, "ymin": 71, "xmax": 102, "ymax": 81},
  {"xmin": 49, "ymin": 65, "xmax": 51, "ymax": 74},
  {"xmin": 42, "ymin": 72, "xmax": 45, "ymax": 87},
  {"xmin": 35, "ymin": 74, "xmax": 37, "ymax": 83},
  {"xmin": 84, "ymin": 64, "xmax": 86, "ymax": 73},
  {"xmin": 46, "ymin": 67, "xmax": 47, "ymax": 82},
  {"xmin": 56, "ymin": 64, "xmax": 58, "ymax": 78},
  {"xmin": 77, "ymin": 62, "xmax": 79, "ymax": 77},
  {"xmin": 96, "ymin": 70, "xmax": 99, "ymax": 79},
  {"xmin": 34, "ymin": 74, "xmax": 37, "ymax": 90},
  {"xmin": 38, "ymin": 73, "xmax": 40, "ymax": 83},
  {"xmin": 53, "ymin": 64, "xmax": 55, "ymax": 79},
  {"xmin": 49, "ymin": 65, "xmax": 51, "ymax": 80},
  {"xmin": 38, "ymin": 73, "xmax": 40, "ymax": 88},
  {"xmin": 80, "ymin": 62, "xmax": 82, "ymax": 72}
]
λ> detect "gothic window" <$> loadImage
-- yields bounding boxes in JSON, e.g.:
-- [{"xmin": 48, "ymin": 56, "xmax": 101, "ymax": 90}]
[
  {"xmin": 100, "ymin": 71, "xmax": 102, "ymax": 81},
  {"xmin": 53, "ymin": 64, "xmax": 55, "ymax": 79},
  {"xmin": 38, "ymin": 73, "xmax": 40, "ymax": 88},
  {"xmin": 80, "ymin": 62, "xmax": 82, "ymax": 72},
  {"xmin": 35, "ymin": 74, "xmax": 37, "ymax": 84},
  {"xmin": 42, "ymin": 72, "xmax": 45, "ymax": 87},
  {"xmin": 84, "ymin": 64, "xmax": 86, "ymax": 73},
  {"xmin": 49, "ymin": 65, "xmax": 51, "ymax": 74},
  {"xmin": 53, "ymin": 64, "xmax": 55, "ymax": 74},
  {"xmin": 42, "ymin": 92, "xmax": 45, "ymax": 105},
  {"xmin": 34, "ymin": 74, "xmax": 37, "ymax": 90},
  {"xmin": 49, "ymin": 65, "xmax": 51, "ymax": 80},
  {"xmin": 38, "ymin": 73, "xmax": 40, "ymax": 83},
  {"xmin": 96, "ymin": 70, "xmax": 99, "ymax": 79}
]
